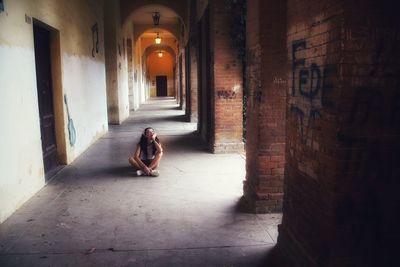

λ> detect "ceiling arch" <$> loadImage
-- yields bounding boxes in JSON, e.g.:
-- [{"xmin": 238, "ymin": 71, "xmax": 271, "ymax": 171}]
[
  {"xmin": 120, "ymin": 0, "xmax": 188, "ymax": 28},
  {"xmin": 120, "ymin": 1, "xmax": 188, "ymax": 46},
  {"xmin": 134, "ymin": 25, "xmax": 178, "ymax": 43},
  {"xmin": 144, "ymin": 44, "xmax": 176, "ymax": 61}
]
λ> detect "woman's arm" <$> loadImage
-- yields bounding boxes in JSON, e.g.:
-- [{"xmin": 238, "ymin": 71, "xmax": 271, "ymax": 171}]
[
  {"xmin": 152, "ymin": 133, "xmax": 163, "ymax": 154},
  {"xmin": 153, "ymin": 139, "xmax": 163, "ymax": 154}
]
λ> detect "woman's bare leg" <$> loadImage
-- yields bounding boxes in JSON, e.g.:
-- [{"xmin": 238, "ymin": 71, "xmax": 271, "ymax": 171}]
[
  {"xmin": 128, "ymin": 157, "xmax": 141, "ymax": 170},
  {"xmin": 148, "ymin": 152, "xmax": 163, "ymax": 170}
]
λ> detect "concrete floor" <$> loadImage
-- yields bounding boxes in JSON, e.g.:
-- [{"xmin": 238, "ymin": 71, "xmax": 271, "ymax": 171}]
[{"xmin": 0, "ymin": 98, "xmax": 282, "ymax": 267}]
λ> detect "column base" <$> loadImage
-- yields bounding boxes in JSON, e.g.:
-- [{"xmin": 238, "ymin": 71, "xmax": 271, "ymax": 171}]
[
  {"xmin": 212, "ymin": 142, "xmax": 245, "ymax": 153},
  {"xmin": 243, "ymin": 180, "xmax": 283, "ymax": 213}
]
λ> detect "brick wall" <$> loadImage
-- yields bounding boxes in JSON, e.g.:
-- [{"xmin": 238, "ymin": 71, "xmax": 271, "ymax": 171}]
[
  {"xmin": 278, "ymin": 0, "xmax": 400, "ymax": 265},
  {"xmin": 189, "ymin": 0, "xmax": 198, "ymax": 123},
  {"xmin": 190, "ymin": 42, "xmax": 198, "ymax": 122},
  {"xmin": 180, "ymin": 51, "xmax": 186, "ymax": 110},
  {"xmin": 244, "ymin": 0, "xmax": 286, "ymax": 213},
  {"xmin": 209, "ymin": 0, "xmax": 244, "ymax": 153}
]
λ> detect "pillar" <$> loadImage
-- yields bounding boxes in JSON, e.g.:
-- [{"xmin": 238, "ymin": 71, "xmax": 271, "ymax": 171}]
[
  {"xmin": 278, "ymin": 0, "xmax": 400, "ymax": 265},
  {"xmin": 243, "ymin": 0, "xmax": 287, "ymax": 213},
  {"xmin": 209, "ymin": 0, "xmax": 244, "ymax": 153}
]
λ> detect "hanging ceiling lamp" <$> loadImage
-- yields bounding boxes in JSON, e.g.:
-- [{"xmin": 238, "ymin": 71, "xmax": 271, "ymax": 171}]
[
  {"xmin": 152, "ymin": 12, "xmax": 160, "ymax": 26},
  {"xmin": 158, "ymin": 51, "xmax": 163, "ymax": 57},
  {"xmin": 155, "ymin": 32, "xmax": 161, "ymax": 44},
  {"xmin": 152, "ymin": 12, "xmax": 161, "ymax": 44}
]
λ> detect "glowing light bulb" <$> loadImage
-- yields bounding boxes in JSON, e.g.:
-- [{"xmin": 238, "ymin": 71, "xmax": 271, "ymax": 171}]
[{"xmin": 155, "ymin": 33, "xmax": 161, "ymax": 44}]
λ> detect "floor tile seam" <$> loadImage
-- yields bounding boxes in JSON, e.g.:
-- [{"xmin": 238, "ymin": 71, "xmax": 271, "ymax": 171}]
[
  {"xmin": 0, "ymin": 243, "xmax": 276, "ymax": 256},
  {"xmin": 254, "ymin": 216, "xmax": 279, "ymax": 243},
  {"xmin": 119, "ymin": 187, "xmax": 241, "ymax": 199}
]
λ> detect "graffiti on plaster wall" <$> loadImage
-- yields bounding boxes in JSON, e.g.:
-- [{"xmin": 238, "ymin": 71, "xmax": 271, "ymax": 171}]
[
  {"xmin": 290, "ymin": 39, "xmax": 336, "ymax": 144},
  {"xmin": 64, "ymin": 94, "xmax": 76, "ymax": 146},
  {"xmin": 91, "ymin": 23, "xmax": 99, "ymax": 57}
]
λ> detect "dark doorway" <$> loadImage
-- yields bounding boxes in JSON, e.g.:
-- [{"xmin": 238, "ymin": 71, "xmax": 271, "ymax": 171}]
[
  {"xmin": 33, "ymin": 22, "xmax": 59, "ymax": 178},
  {"xmin": 156, "ymin": 76, "xmax": 168, "ymax": 96}
]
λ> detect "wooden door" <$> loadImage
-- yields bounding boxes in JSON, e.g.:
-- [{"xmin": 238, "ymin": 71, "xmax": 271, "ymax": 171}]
[
  {"xmin": 33, "ymin": 23, "xmax": 58, "ymax": 177},
  {"xmin": 156, "ymin": 76, "xmax": 168, "ymax": 96}
]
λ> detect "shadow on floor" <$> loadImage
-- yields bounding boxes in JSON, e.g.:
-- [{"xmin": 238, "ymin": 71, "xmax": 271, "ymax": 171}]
[
  {"xmin": 233, "ymin": 196, "xmax": 255, "ymax": 214},
  {"xmin": 139, "ymin": 105, "xmax": 182, "ymax": 111},
  {"xmin": 257, "ymin": 245, "xmax": 289, "ymax": 267},
  {"xmin": 162, "ymin": 131, "xmax": 209, "ymax": 153},
  {"xmin": 122, "ymin": 114, "xmax": 188, "ymax": 125}
]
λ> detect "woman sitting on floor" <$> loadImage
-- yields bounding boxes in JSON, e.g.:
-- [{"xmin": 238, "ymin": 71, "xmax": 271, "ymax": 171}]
[{"xmin": 128, "ymin": 127, "xmax": 163, "ymax": 176}]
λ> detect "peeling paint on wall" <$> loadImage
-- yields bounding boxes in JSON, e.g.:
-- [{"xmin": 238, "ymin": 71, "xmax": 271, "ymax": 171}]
[{"xmin": 91, "ymin": 22, "xmax": 99, "ymax": 57}]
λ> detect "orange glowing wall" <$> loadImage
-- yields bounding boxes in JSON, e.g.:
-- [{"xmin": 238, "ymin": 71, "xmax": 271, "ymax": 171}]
[{"xmin": 147, "ymin": 52, "xmax": 175, "ymax": 97}]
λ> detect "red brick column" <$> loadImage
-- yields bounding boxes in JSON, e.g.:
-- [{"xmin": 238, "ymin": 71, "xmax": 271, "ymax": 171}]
[
  {"xmin": 188, "ymin": 0, "xmax": 198, "ymax": 123},
  {"xmin": 189, "ymin": 43, "xmax": 198, "ymax": 122},
  {"xmin": 178, "ymin": 52, "xmax": 186, "ymax": 110},
  {"xmin": 243, "ymin": 0, "xmax": 287, "ymax": 213},
  {"xmin": 209, "ymin": 0, "xmax": 244, "ymax": 153},
  {"xmin": 278, "ymin": 0, "xmax": 400, "ymax": 265}
]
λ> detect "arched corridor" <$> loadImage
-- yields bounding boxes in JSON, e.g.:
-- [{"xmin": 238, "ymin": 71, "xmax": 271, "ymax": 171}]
[
  {"xmin": 0, "ymin": 98, "xmax": 281, "ymax": 266},
  {"xmin": 1, "ymin": 0, "xmax": 399, "ymax": 266}
]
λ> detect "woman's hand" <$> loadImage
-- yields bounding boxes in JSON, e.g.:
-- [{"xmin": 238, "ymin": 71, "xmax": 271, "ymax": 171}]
[
  {"xmin": 151, "ymin": 132, "xmax": 157, "ymax": 141},
  {"xmin": 144, "ymin": 166, "xmax": 152, "ymax": 175}
]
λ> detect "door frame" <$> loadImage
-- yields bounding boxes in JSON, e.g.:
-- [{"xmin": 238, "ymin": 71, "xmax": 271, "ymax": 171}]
[{"xmin": 33, "ymin": 19, "xmax": 67, "ymax": 177}]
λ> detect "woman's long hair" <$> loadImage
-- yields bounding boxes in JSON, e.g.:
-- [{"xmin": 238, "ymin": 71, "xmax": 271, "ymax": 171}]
[{"xmin": 138, "ymin": 127, "xmax": 160, "ymax": 156}]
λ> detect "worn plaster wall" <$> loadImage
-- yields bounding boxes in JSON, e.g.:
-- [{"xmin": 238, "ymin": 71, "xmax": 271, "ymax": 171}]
[
  {"xmin": 0, "ymin": 0, "xmax": 107, "ymax": 223},
  {"xmin": 104, "ymin": 0, "xmax": 129, "ymax": 124},
  {"xmin": 136, "ymin": 38, "xmax": 146, "ymax": 105}
]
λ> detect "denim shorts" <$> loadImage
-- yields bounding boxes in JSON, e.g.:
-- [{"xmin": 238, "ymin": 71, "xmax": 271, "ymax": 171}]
[{"xmin": 142, "ymin": 159, "xmax": 152, "ymax": 166}]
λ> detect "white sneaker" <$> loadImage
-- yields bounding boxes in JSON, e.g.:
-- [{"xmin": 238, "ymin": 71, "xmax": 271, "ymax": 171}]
[
  {"xmin": 150, "ymin": 170, "xmax": 159, "ymax": 177},
  {"xmin": 136, "ymin": 170, "xmax": 144, "ymax": 176}
]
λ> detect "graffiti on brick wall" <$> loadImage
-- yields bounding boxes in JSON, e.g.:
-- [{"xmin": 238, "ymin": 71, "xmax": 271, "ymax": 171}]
[
  {"xmin": 338, "ymin": 134, "xmax": 399, "ymax": 183},
  {"xmin": 345, "ymin": 27, "xmax": 400, "ymax": 128},
  {"xmin": 217, "ymin": 90, "xmax": 237, "ymax": 99},
  {"xmin": 273, "ymin": 77, "xmax": 287, "ymax": 85},
  {"xmin": 247, "ymin": 45, "xmax": 262, "ymax": 103},
  {"xmin": 348, "ymin": 86, "xmax": 400, "ymax": 128},
  {"xmin": 290, "ymin": 39, "xmax": 336, "ymax": 144},
  {"xmin": 338, "ymin": 28, "xmax": 400, "ymax": 181},
  {"xmin": 339, "ymin": 85, "xmax": 400, "ymax": 181}
]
